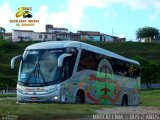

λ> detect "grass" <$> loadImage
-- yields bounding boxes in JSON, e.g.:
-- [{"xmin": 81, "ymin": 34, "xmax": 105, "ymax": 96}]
[
  {"xmin": 0, "ymin": 99, "xmax": 111, "ymax": 120},
  {"xmin": 140, "ymin": 90, "xmax": 160, "ymax": 107},
  {"xmin": 0, "ymin": 94, "xmax": 16, "ymax": 98},
  {"xmin": 141, "ymin": 88, "xmax": 160, "ymax": 91},
  {"xmin": 0, "ymin": 90, "xmax": 160, "ymax": 119}
]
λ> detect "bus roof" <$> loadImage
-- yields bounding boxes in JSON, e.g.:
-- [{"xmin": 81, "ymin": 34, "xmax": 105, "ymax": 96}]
[{"xmin": 25, "ymin": 41, "xmax": 139, "ymax": 65}]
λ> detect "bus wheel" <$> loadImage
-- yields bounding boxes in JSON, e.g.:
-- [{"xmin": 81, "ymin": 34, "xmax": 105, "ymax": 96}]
[
  {"xmin": 121, "ymin": 94, "xmax": 128, "ymax": 106},
  {"xmin": 75, "ymin": 90, "xmax": 85, "ymax": 104}
]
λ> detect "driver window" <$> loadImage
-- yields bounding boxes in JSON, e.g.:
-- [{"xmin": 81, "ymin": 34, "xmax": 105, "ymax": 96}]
[{"xmin": 61, "ymin": 55, "xmax": 76, "ymax": 81}]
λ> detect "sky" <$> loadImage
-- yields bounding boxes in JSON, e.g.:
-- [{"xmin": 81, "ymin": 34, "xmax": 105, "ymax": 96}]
[{"xmin": 0, "ymin": 0, "xmax": 160, "ymax": 40}]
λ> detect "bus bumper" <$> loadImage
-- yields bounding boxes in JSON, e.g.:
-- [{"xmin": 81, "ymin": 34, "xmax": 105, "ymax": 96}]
[{"xmin": 17, "ymin": 92, "xmax": 61, "ymax": 103}]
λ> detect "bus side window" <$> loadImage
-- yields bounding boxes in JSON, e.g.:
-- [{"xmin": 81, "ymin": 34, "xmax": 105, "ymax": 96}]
[
  {"xmin": 93, "ymin": 53, "xmax": 104, "ymax": 70},
  {"xmin": 135, "ymin": 65, "xmax": 140, "ymax": 78},
  {"xmin": 128, "ymin": 64, "xmax": 140, "ymax": 78},
  {"xmin": 114, "ymin": 60, "xmax": 123, "ymax": 76},
  {"xmin": 77, "ymin": 50, "xmax": 94, "ymax": 71},
  {"xmin": 61, "ymin": 55, "xmax": 76, "ymax": 81},
  {"xmin": 125, "ymin": 62, "xmax": 130, "ymax": 77}
]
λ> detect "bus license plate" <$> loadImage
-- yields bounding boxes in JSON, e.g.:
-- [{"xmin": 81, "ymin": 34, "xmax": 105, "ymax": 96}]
[{"xmin": 31, "ymin": 97, "xmax": 39, "ymax": 100}]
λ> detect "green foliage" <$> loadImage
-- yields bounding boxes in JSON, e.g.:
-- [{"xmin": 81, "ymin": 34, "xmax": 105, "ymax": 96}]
[
  {"xmin": 0, "ymin": 75, "xmax": 17, "ymax": 88},
  {"xmin": 141, "ymin": 90, "xmax": 160, "ymax": 106},
  {"xmin": 0, "ymin": 90, "xmax": 159, "ymax": 120},
  {"xmin": 133, "ymin": 56, "xmax": 160, "ymax": 84},
  {"xmin": 0, "ymin": 64, "xmax": 18, "ymax": 76},
  {"xmin": 0, "ymin": 27, "xmax": 6, "ymax": 33},
  {"xmin": 0, "ymin": 41, "xmax": 160, "ymax": 89},
  {"xmin": 136, "ymin": 27, "xmax": 159, "ymax": 40},
  {"xmin": 0, "ymin": 41, "xmax": 17, "ymax": 53},
  {"xmin": 0, "ymin": 99, "xmax": 110, "ymax": 120},
  {"xmin": 0, "ymin": 94, "xmax": 16, "ymax": 98},
  {"xmin": 0, "ymin": 27, "xmax": 6, "ymax": 40}
]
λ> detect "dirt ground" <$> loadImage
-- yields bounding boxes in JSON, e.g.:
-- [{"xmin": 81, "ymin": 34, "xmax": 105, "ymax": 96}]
[
  {"xmin": 96, "ymin": 106, "xmax": 160, "ymax": 114},
  {"xmin": 71, "ymin": 106, "xmax": 160, "ymax": 120}
]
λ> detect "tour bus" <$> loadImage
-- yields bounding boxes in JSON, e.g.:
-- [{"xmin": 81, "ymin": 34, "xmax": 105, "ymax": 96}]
[{"xmin": 11, "ymin": 41, "xmax": 140, "ymax": 105}]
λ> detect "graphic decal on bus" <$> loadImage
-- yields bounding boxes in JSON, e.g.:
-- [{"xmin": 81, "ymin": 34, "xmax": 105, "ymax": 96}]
[
  {"xmin": 60, "ymin": 56, "xmax": 140, "ymax": 105},
  {"xmin": 11, "ymin": 41, "xmax": 140, "ymax": 105}
]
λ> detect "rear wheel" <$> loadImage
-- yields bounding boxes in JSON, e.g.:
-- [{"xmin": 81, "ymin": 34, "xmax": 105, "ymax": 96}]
[
  {"xmin": 121, "ymin": 95, "xmax": 128, "ymax": 106},
  {"xmin": 75, "ymin": 90, "xmax": 85, "ymax": 104}
]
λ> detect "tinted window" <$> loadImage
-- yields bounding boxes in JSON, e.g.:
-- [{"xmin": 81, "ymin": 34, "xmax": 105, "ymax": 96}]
[
  {"xmin": 78, "ymin": 50, "xmax": 95, "ymax": 71},
  {"xmin": 61, "ymin": 55, "xmax": 77, "ymax": 81},
  {"xmin": 77, "ymin": 49, "xmax": 140, "ymax": 78},
  {"xmin": 111, "ymin": 58, "xmax": 140, "ymax": 78},
  {"xmin": 94, "ymin": 53, "xmax": 104, "ymax": 70}
]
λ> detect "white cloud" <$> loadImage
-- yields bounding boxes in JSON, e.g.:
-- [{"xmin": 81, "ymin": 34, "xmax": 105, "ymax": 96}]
[
  {"xmin": 21, "ymin": 0, "xmax": 160, "ymax": 31},
  {"xmin": 66, "ymin": 0, "xmax": 107, "ymax": 28},
  {"xmin": 31, "ymin": 6, "xmax": 68, "ymax": 32},
  {"xmin": 19, "ymin": 0, "xmax": 109, "ymax": 32},
  {"xmin": 124, "ymin": 0, "xmax": 152, "ymax": 10},
  {"xmin": 1, "ymin": 0, "xmax": 160, "ymax": 32},
  {"xmin": 0, "ymin": 2, "xmax": 15, "ymax": 31}
]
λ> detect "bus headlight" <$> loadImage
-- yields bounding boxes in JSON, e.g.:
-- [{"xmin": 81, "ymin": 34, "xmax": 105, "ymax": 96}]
[
  {"xmin": 17, "ymin": 88, "xmax": 25, "ymax": 94},
  {"xmin": 53, "ymin": 96, "xmax": 58, "ymax": 100}
]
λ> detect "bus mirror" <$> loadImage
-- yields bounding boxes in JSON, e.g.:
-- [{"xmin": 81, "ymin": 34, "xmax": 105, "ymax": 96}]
[
  {"xmin": 11, "ymin": 55, "xmax": 22, "ymax": 69},
  {"xmin": 58, "ymin": 53, "xmax": 72, "ymax": 67}
]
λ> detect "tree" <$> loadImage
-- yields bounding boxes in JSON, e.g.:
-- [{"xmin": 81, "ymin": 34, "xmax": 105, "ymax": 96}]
[
  {"xmin": 0, "ymin": 27, "xmax": 6, "ymax": 40},
  {"xmin": 136, "ymin": 27, "xmax": 159, "ymax": 42},
  {"xmin": 133, "ymin": 56, "xmax": 160, "ymax": 87}
]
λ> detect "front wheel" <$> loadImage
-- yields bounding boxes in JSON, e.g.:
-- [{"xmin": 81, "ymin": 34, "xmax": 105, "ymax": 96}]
[{"xmin": 75, "ymin": 90, "xmax": 85, "ymax": 104}]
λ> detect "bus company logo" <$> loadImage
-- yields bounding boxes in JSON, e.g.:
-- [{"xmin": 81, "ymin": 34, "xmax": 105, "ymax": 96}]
[
  {"xmin": 10, "ymin": 6, "xmax": 39, "ymax": 26},
  {"xmin": 128, "ymin": 65, "xmax": 137, "ymax": 73},
  {"xmin": 16, "ymin": 7, "xmax": 32, "ymax": 18}
]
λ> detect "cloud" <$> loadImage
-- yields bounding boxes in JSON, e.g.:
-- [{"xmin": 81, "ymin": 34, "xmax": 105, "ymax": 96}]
[
  {"xmin": 123, "ymin": 0, "xmax": 153, "ymax": 10},
  {"xmin": 18, "ymin": 0, "xmax": 109, "ymax": 32},
  {"xmin": 19, "ymin": 0, "xmax": 160, "ymax": 32},
  {"xmin": 1, "ymin": 0, "xmax": 160, "ymax": 32},
  {"xmin": 31, "ymin": 5, "xmax": 68, "ymax": 32},
  {"xmin": 0, "ymin": 2, "xmax": 15, "ymax": 31}
]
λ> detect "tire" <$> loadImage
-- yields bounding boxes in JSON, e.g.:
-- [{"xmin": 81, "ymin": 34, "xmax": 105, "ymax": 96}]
[
  {"xmin": 75, "ymin": 90, "xmax": 85, "ymax": 104},
  {"xmin": 121, "ymin": 95, "xmax": 128, "ymax": 106}
]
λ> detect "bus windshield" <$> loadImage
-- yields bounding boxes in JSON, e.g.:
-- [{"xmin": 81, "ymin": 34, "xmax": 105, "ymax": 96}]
[{"xmin": 19, "ymin": 49, "xmax": 64, "ymax": 86}]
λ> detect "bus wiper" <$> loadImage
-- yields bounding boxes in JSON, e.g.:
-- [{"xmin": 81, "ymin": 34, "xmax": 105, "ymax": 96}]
[
  {"xmin": 25, "ymin": 62, "xmax": 38, "ymax": 85},
  {"xmin": 35, "ymin": 62, "xmax": 46, "ymax": 84},
  {"xmin": 25, "ymin": 58, "xmax": 46, "ymax": 85}
]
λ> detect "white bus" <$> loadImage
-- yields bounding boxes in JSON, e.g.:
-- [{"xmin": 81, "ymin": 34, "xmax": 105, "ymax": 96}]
[{"xmin": 11, "ymin": 41, "xmax": 140, "ymax": 105}]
